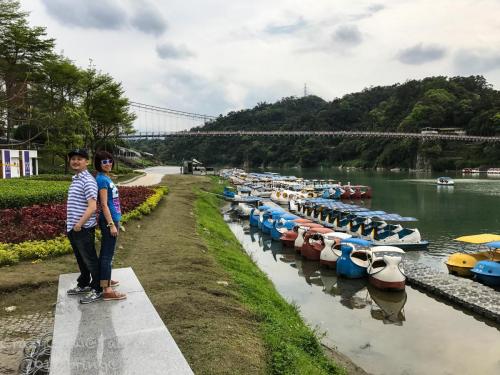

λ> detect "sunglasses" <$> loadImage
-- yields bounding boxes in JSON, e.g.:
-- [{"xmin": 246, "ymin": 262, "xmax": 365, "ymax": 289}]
[{"xmin": 101, "ymin": 159, "xmax": 113, "ymax": 165}]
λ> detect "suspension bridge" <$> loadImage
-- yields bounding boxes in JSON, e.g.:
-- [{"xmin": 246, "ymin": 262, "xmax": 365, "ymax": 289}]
[{"xmin": 130, "ymin": 102, "xmax": 500, "ymax": 143}]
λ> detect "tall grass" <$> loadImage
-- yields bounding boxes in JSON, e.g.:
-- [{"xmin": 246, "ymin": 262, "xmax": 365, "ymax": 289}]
[{"xmin": 195, "ymin": 188, "xmax": 345, "ymax": 375}]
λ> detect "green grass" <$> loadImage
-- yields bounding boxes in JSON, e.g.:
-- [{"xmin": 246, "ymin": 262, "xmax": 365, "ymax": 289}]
[
  {"xmin": 0, "ymin": 179, "xmax": 70, "ymax": 208},
  {"xmin": 195, "ymin": 187, "xmax": 345, "ymax": 375}
]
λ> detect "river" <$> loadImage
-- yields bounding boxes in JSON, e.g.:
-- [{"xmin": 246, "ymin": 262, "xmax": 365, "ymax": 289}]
[{"xmin": 224, "ymin": 168, "xmax": 500, "ymax": 375}]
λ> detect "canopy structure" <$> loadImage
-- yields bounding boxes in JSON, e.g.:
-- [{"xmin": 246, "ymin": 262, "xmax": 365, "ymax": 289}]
[
  {"xmin": 485, "ymin": 241, "xmax": 500, "ymax": 249},
  {"xmin": 454, "ymin": 234, "xmax": 500, "ymax": 244},
  {"xmin": 371, "ymin": 213, "xmax": 418, "ymax": 222},
  {"xmin": 301, "ymin": 199, "xmax": 418, "ymax": 221},
  {"xmin": 341, "ymin": 238, "xmax": 372, "ymax": 246}
]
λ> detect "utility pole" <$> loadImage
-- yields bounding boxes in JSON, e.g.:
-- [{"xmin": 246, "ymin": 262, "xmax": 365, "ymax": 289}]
[{"xmin": 304, "ymin": 83, "xmax": 308, "ymax": 97}]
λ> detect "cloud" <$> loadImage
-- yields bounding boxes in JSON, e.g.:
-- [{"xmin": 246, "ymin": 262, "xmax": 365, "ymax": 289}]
[
  {"xmin": 41, "ymin": 0, "xmax": 127, "ymax": 30},
  {"xmin": 397, "ymin": 43, "xmax": 446, "ymax": 65},
  {"xmin": 454, "ymin": 49, "xmax": 500, "ymax": 74},
  {"xmin": 130, "ymin": 2, "xmax": 167, "ymax": 36},
  {"xmin": 41, "ymin": 0, "xmax": 167, "ymax": 36},
  {"xmin": 351, "ymin": 3, "xmax": 385, "ymax": 21},
  {"xmin": 156, "ymin": 43, "xmax": 193, "ymax": 60},
  {"xmin": 332, "ymin": 25, "xmax": 363, "ymax": 46},
  {"xmin": 264, "ymin": 17, "xmax": 308, "ymax": 35},
  {"xmin": 162, "ymin": 70, "xmax": 231, "ymax": 115}
]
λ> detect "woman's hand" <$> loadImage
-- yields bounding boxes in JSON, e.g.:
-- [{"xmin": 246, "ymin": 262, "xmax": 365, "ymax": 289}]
[{"xmin": 110, "ymin": 225, "xmax": 118, "ymax": 237}]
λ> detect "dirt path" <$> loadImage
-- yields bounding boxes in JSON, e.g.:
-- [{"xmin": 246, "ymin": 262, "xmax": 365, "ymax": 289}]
[{"xmin": 115, "ymin": 175, "xmax": 267, "ymax": 374}]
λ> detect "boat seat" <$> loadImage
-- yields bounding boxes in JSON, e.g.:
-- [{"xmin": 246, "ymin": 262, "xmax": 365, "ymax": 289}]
[
  {"xmin": 397, "ymin": 228, "xmax": 414, "ymax": 239},
  {"xmin": 376, "ymin": 230, "xmax": 395, "ymax": 240}
]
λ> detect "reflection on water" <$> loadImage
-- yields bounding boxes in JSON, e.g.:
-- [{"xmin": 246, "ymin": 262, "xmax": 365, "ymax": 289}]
[
  {"xmin": 368, "ymin": 286, "xmax": 407, "ymax": 326},
  {"xmin": 227, "ymin": 214, "xmax": 500, "ymax": 375}
]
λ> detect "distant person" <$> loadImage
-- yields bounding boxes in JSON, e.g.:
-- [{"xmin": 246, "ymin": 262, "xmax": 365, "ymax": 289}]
[
  {"xmin": 94, "ymin": 150, "xmax": 126, "ymax": 301},
  {"xmin": 66, "ymin": 149, "xmax": 102, "ymax": 304}
]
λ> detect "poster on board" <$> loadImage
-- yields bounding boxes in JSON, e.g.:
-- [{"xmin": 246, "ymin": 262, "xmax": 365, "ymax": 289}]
[
  {"xmin": 23, "ymin": 150, "xmax": 31, "ymax": 176},
  {"xmin": 2, "ymin": 150, "xmax": 12, "ymax": 179}
]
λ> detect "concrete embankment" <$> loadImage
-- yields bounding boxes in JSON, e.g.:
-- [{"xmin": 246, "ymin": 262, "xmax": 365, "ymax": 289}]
[{"xmin": 403, "ymin": 262, "xmax": 500, "ymax": 322}]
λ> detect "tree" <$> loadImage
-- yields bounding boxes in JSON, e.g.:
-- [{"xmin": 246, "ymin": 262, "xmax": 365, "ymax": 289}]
[
  {"xmin": 80, "ymin": 65, "xmax": 136, "ymax": 152},
  {"xmin": 0, "ymin": 0, "xmax": 54, "ymax": 141}
]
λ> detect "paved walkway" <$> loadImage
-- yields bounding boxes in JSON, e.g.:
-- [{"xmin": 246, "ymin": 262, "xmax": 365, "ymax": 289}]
[
  {"xmin": 0, "ymin": 311, "xmax": 54, "ymax": 374},
  {"xmin": 50, "ymin": 267, "xmax": 193, "ymax": 374},
  {"xmin": 120, "ymin": 166, "xmax": 180, "ymax": 186}
]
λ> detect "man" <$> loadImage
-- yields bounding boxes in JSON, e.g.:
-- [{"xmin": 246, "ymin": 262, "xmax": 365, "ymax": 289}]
[{"xmin": 66, "ymin": 148, "xmax": 102, "ymax": 304}]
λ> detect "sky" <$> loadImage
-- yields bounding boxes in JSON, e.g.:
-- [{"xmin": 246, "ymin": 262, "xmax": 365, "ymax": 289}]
[{"xmin": 21, "ymin": 0, "xmax": 500, "ymax": 130}]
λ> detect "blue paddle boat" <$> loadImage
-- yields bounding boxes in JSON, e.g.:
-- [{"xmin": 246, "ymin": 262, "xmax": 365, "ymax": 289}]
[
  {"xmin": 262, "ymin": 209, "xmax": 285, "ymax": 234},
  {"xmin": 271, "ymin": 213, "xmax": 300, "ymax": 241},
  {"xmin": 336, "ymin": 238, "xmax": 372, "ymax": 279},
  {"xmin": 223, "ymin": 186, "xmax": 236, "ymax": 199},
  {"xmin": 249, "ymin": 205, "xmax": 273, "ymax": 227},
  {"xmin": 470, "ymin": 241, "xmax": 500, "ymax": 287}
]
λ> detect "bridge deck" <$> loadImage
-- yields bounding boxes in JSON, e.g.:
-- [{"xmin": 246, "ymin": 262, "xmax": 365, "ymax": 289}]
[
  {"xmin": 123, "ymin": 130, "xmax": 500, "ymax": 143},
  {"xmin": 50, "ymin": 267, "xmax": 193, "ymax": 374}
]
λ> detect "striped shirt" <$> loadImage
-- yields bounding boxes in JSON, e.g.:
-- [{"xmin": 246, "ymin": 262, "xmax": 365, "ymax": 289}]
[{"xmin": 66, "ymin": 169, "xmax": 98, "ymax": 232}]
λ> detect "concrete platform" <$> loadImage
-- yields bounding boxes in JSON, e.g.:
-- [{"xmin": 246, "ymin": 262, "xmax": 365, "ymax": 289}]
[
  {"xmin": 50, "ymin": 267, "xmax": 193, "ymax": 374},
  {"xmin": 403, "ymin": 262, "xmax": 500, "ymax": 322}
]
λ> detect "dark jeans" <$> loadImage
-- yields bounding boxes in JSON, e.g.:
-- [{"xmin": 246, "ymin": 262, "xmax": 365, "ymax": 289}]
[
  {"xmin": 98, "ymin": 217, "xmax": 119, "ymax": 288},
  {"xmin": 67, "ymin": 227, "xmax": 102, "ymax": 292}
]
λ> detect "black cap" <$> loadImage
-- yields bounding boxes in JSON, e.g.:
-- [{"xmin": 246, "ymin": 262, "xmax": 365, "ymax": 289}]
[{"xmin": 68, "ymin": 148, "xmax": 89, "ymax": 159}]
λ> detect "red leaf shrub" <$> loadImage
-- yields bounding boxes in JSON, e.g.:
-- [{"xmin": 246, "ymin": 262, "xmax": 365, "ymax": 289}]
[
  {"xmin": 118, "ymin": 186, "xmax": 155, "ymax": 213},
  {"xmin": 0, "ymin": 186, "xmax": 155, "ymax": 243}
]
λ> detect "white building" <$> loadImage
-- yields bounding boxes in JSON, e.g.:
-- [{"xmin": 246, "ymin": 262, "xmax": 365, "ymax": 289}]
[{"xmin": 0, "ymin": 149, "xmax": 38, "ymax": 178}]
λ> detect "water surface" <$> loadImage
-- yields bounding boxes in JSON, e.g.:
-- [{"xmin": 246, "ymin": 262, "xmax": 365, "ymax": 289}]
[{"xmin": 225, "ymin": 169, "xmax": 500, "ymax": 375}]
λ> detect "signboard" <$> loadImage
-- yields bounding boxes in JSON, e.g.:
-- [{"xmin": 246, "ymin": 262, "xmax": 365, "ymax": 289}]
[
  {"xmin": 3, "ymin": 150, "xmax": 11, "ymax": 178},
  {"xmin": 23, "ymin": 150, "xmax": 31, "ymax": 176}
]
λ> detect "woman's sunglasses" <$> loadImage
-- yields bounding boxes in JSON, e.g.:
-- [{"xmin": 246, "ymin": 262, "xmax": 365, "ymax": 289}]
[{"xmin": 101, "ymin": 159, "xmax": 113, "ymax": 165}]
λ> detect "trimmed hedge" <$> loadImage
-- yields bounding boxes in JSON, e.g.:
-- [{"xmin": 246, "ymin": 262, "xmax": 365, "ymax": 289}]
[{"xmin": 0, "ymin": 180, "xmax": 70, "ymax": 208}]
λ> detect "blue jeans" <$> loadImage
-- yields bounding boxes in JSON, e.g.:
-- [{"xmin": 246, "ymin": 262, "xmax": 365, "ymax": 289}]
[
  {"xmin": 67, "ymin": 227, "xmax": 102, "ymax": 292},
  {"xmin": 98, "ymin": 217, "xmax": 119, "ymax": 288}
]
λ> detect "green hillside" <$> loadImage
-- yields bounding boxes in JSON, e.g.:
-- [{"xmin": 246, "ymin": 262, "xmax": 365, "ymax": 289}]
[{"xmin": 131, "ymin": 76, "xmax": 500, "ymax": 171}]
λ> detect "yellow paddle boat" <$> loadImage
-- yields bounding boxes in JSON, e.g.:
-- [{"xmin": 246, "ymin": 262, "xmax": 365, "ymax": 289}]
[{"xmin": 445, "ymin": 234, "xmax": 500, "ymax": 277}]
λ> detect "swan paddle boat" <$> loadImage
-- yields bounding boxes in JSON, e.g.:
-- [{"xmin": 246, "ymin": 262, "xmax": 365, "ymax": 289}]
[
  {"xmin": 300, "ymin": 228, "xmax": 337, "ymax": 260},
  {"xmin": 319, "ymin": 232, "xmax": 353, "ymax": 268},
  {"xmin": 367, "ymin": 246, "xmax": 406, "ymax": 291},
  {"xmin": 336, "ymin": 238, "xmax": 372, "ymax": 279}
]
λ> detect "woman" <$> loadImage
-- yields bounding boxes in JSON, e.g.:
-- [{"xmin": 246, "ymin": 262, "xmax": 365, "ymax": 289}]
[{"xmin": 94, "ymin": 150, "xmax": 126, "ymax": 301}]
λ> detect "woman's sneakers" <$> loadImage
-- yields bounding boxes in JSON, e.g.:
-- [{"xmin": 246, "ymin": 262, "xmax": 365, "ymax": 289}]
[{"xmin": 103, "ymin": 290, "xmax": 127, "ymax": 301}]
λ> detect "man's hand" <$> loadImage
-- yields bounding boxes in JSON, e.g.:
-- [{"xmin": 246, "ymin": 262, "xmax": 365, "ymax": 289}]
[{"xmin": 73, "ymin": 223, "xmax": 82, "ymax": 232}]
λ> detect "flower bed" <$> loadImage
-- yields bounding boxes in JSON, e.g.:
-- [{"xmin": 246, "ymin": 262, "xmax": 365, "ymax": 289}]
[{"xmin": 0, "ymin": 186, "xmax": 167, "ymax": 266}]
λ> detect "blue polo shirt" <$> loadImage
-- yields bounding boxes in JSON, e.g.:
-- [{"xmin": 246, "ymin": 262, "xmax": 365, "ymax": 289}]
[
  {"xmin": 66, "ymin": 170, "xmax": 98, "ymax": 232},
  {"xmin": 96, "ymin": 172, "xmax": 122, "ymax": 222}
]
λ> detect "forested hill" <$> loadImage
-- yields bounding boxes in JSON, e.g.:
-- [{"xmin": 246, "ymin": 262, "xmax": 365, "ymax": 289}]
[{"xmin": 132, "ymin": 76, "xmax": 500, "ymax": 171}]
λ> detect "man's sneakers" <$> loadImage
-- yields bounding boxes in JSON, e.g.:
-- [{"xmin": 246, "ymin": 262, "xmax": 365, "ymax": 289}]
[
  {"xmin": 79, "ymin": 290, "xmax": 103, "ymax": 304},
  {"xmin": 67, "ymin": 286, "xmax": 92, "ymax": 295}
]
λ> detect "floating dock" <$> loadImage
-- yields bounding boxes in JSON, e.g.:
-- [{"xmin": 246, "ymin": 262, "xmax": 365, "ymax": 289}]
[{"xmin": 403, "ymin": 262, "xmax": 500, "ymax": 322}]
